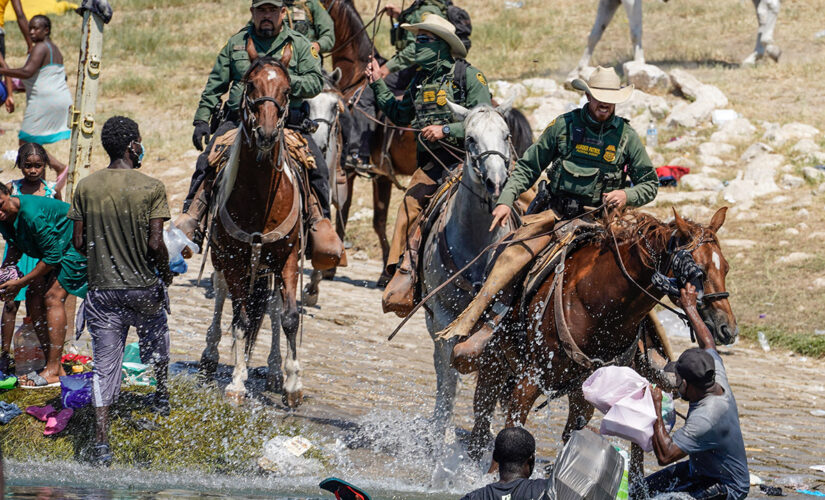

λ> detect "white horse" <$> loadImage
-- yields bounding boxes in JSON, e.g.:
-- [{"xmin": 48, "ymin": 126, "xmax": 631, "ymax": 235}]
[
  {"xmin": 419, "ymin": 101, "xmax": 516, "ymax": 442},
  {"xmin": 577, "ymin": 0, "xmax": 781, "ymax": 70}
]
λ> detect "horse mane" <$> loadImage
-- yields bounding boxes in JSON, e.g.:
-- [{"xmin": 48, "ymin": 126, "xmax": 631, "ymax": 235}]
[
  {"xmin": 326, "ymin": 0, "xmax": 384, "ymax": 62},
  {"xmin": 598, "ymin": 210, "xmax": 714, "ymax": 267}
]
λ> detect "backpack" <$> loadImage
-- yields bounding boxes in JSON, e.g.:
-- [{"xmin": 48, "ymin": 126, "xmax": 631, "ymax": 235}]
[{"xmin": 400, "ymin": 0, "xmax": 472, "ymax": 52}]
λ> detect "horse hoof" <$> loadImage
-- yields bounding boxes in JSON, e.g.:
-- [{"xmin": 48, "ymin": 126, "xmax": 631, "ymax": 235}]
[
  {"xmin": 225, "ymin": 390, "xmax": 246, "ymax": 406},
  {"xmin": 198, "ymin": 358, "xmax": 218, "ymax": 378},
  {"xmin": 283, "ymin": 390, "xmax": 303, "ymax": 408},
  {"xmin": 266, "ymin": 376, "xmax": 284, "ymax": 394},
  {"xmin": 303, "ymin": 289, "xmax": 319, "ymax": 307}
]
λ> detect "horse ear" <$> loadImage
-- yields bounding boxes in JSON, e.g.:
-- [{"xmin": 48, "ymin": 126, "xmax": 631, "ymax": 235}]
[
  {"xmin": 246, "ymin": 37, "xmax": 259, "ymax": 63},
  {"xmin": 672, "ymin": 208, "xmax": 691, "ymax": 238},
  {"xmin": 447, "ymin": 100, "xmax": 470, "ymax": 121},
  {"xmin": 280, "ymin": 43, "xmax": 293, "ymax": 68},
  {"xmin": 495, "ymin": 95, "xmax": 515, "ymax": 116},
  {"xmin": 708, "ymin": 206, "xmax": 727, "ymax": 233},
  {"xmin": 331, "ymin": 67, "xmax": 342, "ymax": 85}
]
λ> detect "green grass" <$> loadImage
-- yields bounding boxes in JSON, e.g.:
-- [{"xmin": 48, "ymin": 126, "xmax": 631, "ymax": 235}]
[
  {"xmin": 740, "ymin": 324, "xmax": 825, "ymax": 358},
  {"xmin": 0, "ymin": 376, "xmax": 328, "ymax": 473}
]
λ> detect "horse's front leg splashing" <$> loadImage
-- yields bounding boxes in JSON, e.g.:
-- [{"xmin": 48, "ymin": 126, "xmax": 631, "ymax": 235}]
[
  {"xmin": 200, "ymin": 271, "xmax": 228, "ymax": 377},
  {"xmin": 281, "ymin": 248, "xmax": 303, "ymax": 408},
  {"xmin": 266, "ymin": 285, "xmax": 284, "ymax": 393},
  {"xmin": 226, "ymin": 299, "xmax": 251, "ymax": 404}
]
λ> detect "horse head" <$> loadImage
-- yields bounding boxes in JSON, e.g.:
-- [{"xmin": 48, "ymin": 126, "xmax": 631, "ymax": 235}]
[
  {"xmin": 447, "ymin": 100, "xmax": 513, "ymax": 209},
  {"xmin": 307, "ymin": 70, "xmax": 344, "ymax": 154},
  {"xmin": 672, "ymin": 207, "xmax": 738, "ymax": 345},
  {"xmin": 241, "ymin": 38, "xmax": 292, "ymax": 159}
]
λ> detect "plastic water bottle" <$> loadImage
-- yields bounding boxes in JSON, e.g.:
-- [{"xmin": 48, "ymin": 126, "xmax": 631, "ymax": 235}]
[
  {"xmin": 614, "ymin": 446, "xmax": 630, "ymax": 500},
  {"xmin": 757, "ymin": 331, "xmax": 770, "ymax": 352},
  {"xmin": 14, "ymin": 317, "xmax": 45, "ymax": 376},
  {"xmin": 646, "ymin": 120, "xmax": 658, "ymax": 148}
]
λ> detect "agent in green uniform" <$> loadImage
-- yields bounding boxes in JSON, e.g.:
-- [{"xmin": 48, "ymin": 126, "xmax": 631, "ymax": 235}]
[
  {"xmin": 178, "ymin": 0, "xmax": 333, "ymax": 247},
  {"xmin": 440, "ymin": 66, "xmax": 659, "ymax": 342},
  {"xmin": 285, "ymin": 0, "xmax": 335, "ymax": 55},
  {"xmin": 365, "ymin": 14, "xmax": 491, "ymax": 311},
  {"xmin": 0, "ymin": 190, "xmax": 88, "ymax": 388},
  {"xmin": 346, "ymin": 0, "xmax": 459, "ymax": 172}
]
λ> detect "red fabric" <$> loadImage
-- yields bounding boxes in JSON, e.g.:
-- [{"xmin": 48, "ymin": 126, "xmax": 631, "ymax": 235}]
[{"xmin": 656, "ymin": 166, "xmax": 690, "ymax": 181}]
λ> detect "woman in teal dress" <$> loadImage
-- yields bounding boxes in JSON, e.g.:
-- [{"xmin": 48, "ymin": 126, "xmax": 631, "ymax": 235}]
[
  {"xmin": 0, "ymin": 142, "xmax": 61, "ymax": 374},
  {"xmin": 0, "ymin": 183, "xmax": 86, "ymax": 387}
]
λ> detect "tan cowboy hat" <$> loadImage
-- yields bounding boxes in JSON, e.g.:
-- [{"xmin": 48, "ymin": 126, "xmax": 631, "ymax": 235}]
[
  {"xmin": 571, "ymin": 66, "xmax": 634, "ymax": 104},
  {"xmin": 401, "ymin": 13, "xmax": 467, "ymax": 59}
]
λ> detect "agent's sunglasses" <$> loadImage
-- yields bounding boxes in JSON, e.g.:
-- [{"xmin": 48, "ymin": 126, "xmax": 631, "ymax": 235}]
[{"xmin": 415, "ymin": 34, "xmax": 437, "ymax": 44}]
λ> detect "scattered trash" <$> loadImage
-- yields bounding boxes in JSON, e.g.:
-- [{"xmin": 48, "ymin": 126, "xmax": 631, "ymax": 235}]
[
  {"xmin": 0, "ymin": 371, "xmax": 17, "ymax": 390},
  {"xmin": 810, "ymin": 465, "xmax": 825, "ymax": 473},
  {"xmin": 810, "ymin": 410, "xmax": 825, "ymax": 417},
  {"xmin": 750, "ymin": 473, "xmax": 764, "ymax": 485},
  {"xmin": 760, "ymin": 484, "xmax": 785, "ymax": 496},
  {"xmin": 646, "ymin": 120, "xmax": 658, "ymax": 147},
  {"xmin": 816, "ymin": 29, "xmax": 825, "ymax": 39},
  {"xmin": 122, "ymin": 362, "xmax": 156, "ymax": 386},
  {"xmin": 757, "ymin": 331, "xmax": 770, "ymax": 352},
  {"xmin": 712, "ymin": 109, "xmax": 738, "ymax": 125},
  {"xmin": 814, "ymin": 330, "xmax": 825, "ymax": 336},
  {"xmin": 0, "ymin": 401, "xmax": 21, "ymax": 424},
  {"xmin": 503, "ymin": 0, "xmax": 523, "ymax": 7},
  {"xmin": 759, "ymin": 314, "xmax": 767, "ymax": 319},
  {"xmin": 283, "ymin": 435, "xmax": 313, "ymax": 457},
  {"xmin": 258, "ymin": 435, "xmax": 323, "ymax": 476},
  {"xmin": 797, "ymin": 489, "xmax": 825, "ymax": 497}
]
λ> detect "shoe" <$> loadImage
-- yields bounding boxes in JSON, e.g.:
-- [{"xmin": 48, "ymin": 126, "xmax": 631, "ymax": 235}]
[{"xmin": 92, "ymin": 443, "xmax": 113, "ymax": 467}]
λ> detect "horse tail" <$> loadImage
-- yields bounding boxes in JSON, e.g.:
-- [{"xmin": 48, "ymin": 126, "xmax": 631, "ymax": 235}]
[{"xmin": 505, "ymin": 107, "xmax": 534, "ymax": 158}]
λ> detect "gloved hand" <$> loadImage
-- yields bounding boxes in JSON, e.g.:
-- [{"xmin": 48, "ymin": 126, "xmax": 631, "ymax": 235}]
[{"xmin": 192, "ymin": 120, "xmax": 210, "ymax": 151}]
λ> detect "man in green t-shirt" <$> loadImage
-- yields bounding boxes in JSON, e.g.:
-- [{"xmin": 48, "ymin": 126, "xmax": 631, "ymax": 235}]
[{"xmin": 68, "ymin": 116, "xmax": 174, "ymax": 467}]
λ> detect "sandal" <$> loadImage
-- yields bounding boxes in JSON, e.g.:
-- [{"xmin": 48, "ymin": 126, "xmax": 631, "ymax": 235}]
[
  {"xmin": 44, "ymin": 408, "xmax": 73, "ymax": 436},
  {"xmin": 19, "ymin": 371, "xmax": 60, "ymax": 389},
  {"xmin": 26, "ymin": 404, "xmax": 57, "ymax": 422}
]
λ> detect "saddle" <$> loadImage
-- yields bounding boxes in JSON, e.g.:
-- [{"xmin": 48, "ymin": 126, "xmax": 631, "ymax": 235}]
[{"xmin": 208, "ymin": 128, "xmax": 239, "ymax": 172}]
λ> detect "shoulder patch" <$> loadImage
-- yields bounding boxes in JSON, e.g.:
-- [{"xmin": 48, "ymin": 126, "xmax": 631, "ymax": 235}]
[
  {"xmin": 476, "ymin": 72, "xmax": 487, "ymax": 86},
  {"xmin": 310, "ymin": 45, "xmax": 319, "ymax": 58},
  {"xmin": 543, "ymin": 117, "xmax": 556, "ymax": 132}
]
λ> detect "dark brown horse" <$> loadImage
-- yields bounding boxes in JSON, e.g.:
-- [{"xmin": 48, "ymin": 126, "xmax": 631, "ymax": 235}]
[
  {"xmin": 322, "ymin": 0, "xmax": 533, "ymax": 283},
  {"xmin": 199, "ymin": 41, "xmax": 304, "ymax": 407},
  {"xmin": 467, "ymin": 207, "xmax": 737, "ymax": 457}
]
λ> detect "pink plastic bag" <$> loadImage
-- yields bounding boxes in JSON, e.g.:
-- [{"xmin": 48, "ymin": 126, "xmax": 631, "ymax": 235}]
[
  {"xmin": 599, "ymin": 385, "xmax": 657, "ymax": 452},
  {"xmin": 582, "ymin": 366, "xmax": 648, "ymax": 414}
]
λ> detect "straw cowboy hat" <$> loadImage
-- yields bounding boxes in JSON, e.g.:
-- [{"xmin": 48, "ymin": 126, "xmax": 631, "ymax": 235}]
[
  {"xmin": 571, "ymin": 66, "xmax": 634, "ymax": 104},
  {"xmin": 401, "ymin": 13, "xmax": 467, "ymax": 59}
]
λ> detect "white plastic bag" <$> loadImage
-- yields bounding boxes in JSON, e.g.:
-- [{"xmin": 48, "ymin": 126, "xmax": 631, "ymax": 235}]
[
  {"xmin": 163, "ymin": 222, "xmax": 199, "ymax": 261},
  {"xmin": 599, "ymin": 385, "xmax": 657, "ymax": 452},
  {"xmin": 582, "ymin": 366, "xmax": 648, "ymax": 414}
]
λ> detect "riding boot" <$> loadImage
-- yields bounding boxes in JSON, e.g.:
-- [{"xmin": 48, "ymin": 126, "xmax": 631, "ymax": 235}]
[
  {"xmin": 382, "ymin": 222, "xmax": 422, "ymax": 317},
  {"xmin": 450, "ymin": 301, "xmax": 511, "ymax": 374},
  {"xmin": 173, "ymin": 175, "xmax": 213, "ymax": 255},
  {"xmin": 307, "ymin": 191, "xmax": 343, "ymax": 271},
  {"xmin": 436, "ymin": 210, "xmax": 559, "ymax": 340}
]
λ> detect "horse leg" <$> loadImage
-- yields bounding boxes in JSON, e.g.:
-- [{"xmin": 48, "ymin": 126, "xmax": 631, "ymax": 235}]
[
  {"xmin": 225, "ymin": 299, "xmax": 249, "ymax": 404},
  {"xmin": 373, "ymin": 176, "xmax": 392, "ymax": 286},
  {"xmin": 578, "ymin": 0, "xmax": 621, "ymax": 69},
  {"xmin": 281, "ymin": 248, "xmax": 303, "ymax": 408},
  {"xmin": 200, "ymin": 270, "xmax": 228, "ymax": 377},
  {"xmin": 622, "ymin": 0, "xmax": 644, "ymax": 63},
  {"xmin": 562, "ymin": 388, "xmax": 595, "ymax": 442},
  {"xmin": 468, "ymin": 354, "xmax": 507, "ymax": 461},
  {"xmin": 431, "ymin": 337, "xmax": 459, "ymax": 441},
  {"xmin": 303, "ymin": 270, "xmax": 323, "ymax": 307},
  {"xmin": 266, "ymin": 284, "xmax": 284, "ymax": 393},
  {"xmin": 505, "ymin": 367, "xmax": 542, "ymax": 427}
]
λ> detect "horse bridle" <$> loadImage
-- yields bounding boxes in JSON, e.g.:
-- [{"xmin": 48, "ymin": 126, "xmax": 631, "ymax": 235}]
[
  {"xmin": 655, "ymin": 230, "xmax": 731, "ymax": 309},
  {"xmin": 462, "ymin": 135, "xmax": 511, "ymax": 203},
  {"xmin": 240, "ymin": 78, "xmax": 290, "ymax": 158}
]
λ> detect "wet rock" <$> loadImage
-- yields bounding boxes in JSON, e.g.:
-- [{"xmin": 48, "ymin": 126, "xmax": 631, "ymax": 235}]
[
  {"xmin": 781, "ymin": 174, "xmax": 805, "ymax": 188},
  {"xmin": 666, "ymin": 99, "xmax": 715, "ymax": 128},
  {"xmin": 763, "ymin": 122, "xmax": 820, "ymax": 147},
  {"xmin": 680, "ymin": 174, "xmax": 722, "ymax": 191},
  {"xmin": 616, "ymin": 89, "xmax": 670, "ymax": 119},
  {"xmin": 522, "ymin": 78, "xmax": 558, "ymax": 96},
  {"xmin": 623, "ymin": 61, "xmax": 670, "ymax": 93},
  {"xmin": 489, "ymin": 80, "xmax": 527, "ymax": 106},
  {"xmin": 699, "ymin": 142, "xmax": 735, "ymax": 157},
  {"xmin": 776, "ymin": 252, "xmax": 813, "ymax": 264},
  {"xmin": 711, "ymin": 118, "xmax": 757, "ymax": 144},
  {"xmin": 802, "ymin": 166, "xmax": 825, "ymax": 183}
]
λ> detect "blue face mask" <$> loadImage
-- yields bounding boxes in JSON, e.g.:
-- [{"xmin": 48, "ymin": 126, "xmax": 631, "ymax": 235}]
[{"xmin": 132, "ymin": 141, "xmax": 145, "ymax": 167}]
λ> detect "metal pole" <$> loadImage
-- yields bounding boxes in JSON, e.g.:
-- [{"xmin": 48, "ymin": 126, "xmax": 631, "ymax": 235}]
[{"xmin": 65, "ymin": 4, "xmax": 108, "ymax": 199}]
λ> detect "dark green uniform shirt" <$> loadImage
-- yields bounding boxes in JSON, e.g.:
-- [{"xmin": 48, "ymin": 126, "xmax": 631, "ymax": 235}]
[
  {"xmin": 286, "ymin": 0, "xmax": 335, "ymax": 54},
  {"xmin": 497, "ymin": 107, "xmax": 658, "ymax": 209},
  {"xmin": 193, "ymin": 24, "xmax": 323, "ymax": 124},
  {"xmin": 386, "ymin": 1, "xmax": 447, "ymax": 73},
  {"xmin": 370, "ymin": 58, "xmax": 491, "ymax": 152}
]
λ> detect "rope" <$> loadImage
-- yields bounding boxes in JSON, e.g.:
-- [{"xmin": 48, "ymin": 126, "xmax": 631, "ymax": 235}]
[{"xmin": 387, "ymin": 204, "xmax": 607, "ymax": 341}]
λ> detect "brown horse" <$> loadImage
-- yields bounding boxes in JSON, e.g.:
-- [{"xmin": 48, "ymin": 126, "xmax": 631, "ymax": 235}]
[
  {"xmin": 467, "ymin": 207, "xmax": 737, "ymax": 457},
  {"xmin": 199, "ymin": 41, "xmax": 304, "ymax": 407}
]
